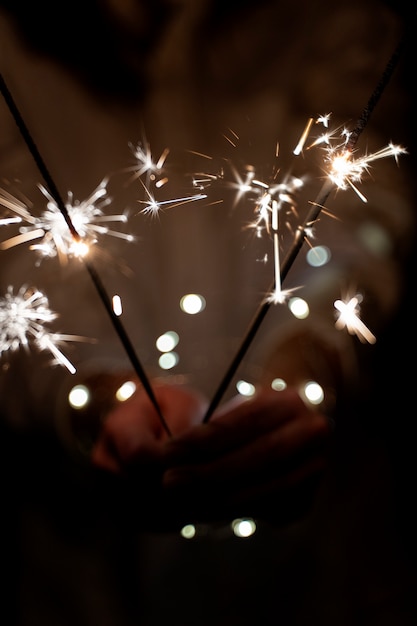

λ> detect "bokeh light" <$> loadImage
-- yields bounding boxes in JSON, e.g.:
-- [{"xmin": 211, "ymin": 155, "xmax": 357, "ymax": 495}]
[
  {"xmin": 306, "ymin": 245, "xmax": 331, "ymax": 267},
  {"xmin": 232, "ymin": 518, "xmax": 257, "ymax": 538},
  {"xmin": 158, "ymin": 351, "xmax": 179, "ymax": 370},
  {"xmin": 115, "ymin": 380, "xmax": 136, "ymax": 402},
  {"xmin": 68, "ymin": 384, "xmax": 90, "ymax": 409},
  {"xmin": 180, "ymin": 293, "xmax": 206, "ymax": 315},
  {"xmin": 156, "ymin": 330, "xmax": 179, "ymax": 352},
  {"xmin": 301, "ymin": 380, "xmax": 324, "ymax": 405},
  {"xmin": 288, "ymin": 296, "xmax": 309, "ymax": 319},
  {"xmin": 236, "ymin": 380, "xmax": 256, "ymax": 396}
]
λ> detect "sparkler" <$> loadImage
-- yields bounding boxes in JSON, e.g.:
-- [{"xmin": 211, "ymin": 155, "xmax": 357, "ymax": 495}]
[
  {"xmin": 203, "ymin": 28, "xmax": 409, "ymax": 423},
  {"xmin": 0, "ymin": 72, "xmax": 171, "ymax": 435},
  {"xmin": 0, "ymin": 284, "xmax": 86, "ymax": 373},
  {"xmin": 0, "ymin": 179, "xmax": 135, "ymax": 262},
  {"xmin": 0, "ymin": 11, "xmax": 411, "ymax": 435}
]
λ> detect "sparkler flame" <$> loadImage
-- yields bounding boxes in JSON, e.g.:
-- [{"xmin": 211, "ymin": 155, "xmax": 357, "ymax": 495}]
[
  {"xmin": 0, "ymin": 178, "xmax": 135, "ymax": 261},
  {"xmin": 334, "ymin": 295, "xmax": 376, "ymax": 344},
  {"xmin": 312, "ymin": 116, "xmax": 407, "ymax": 201},
  {"xmin": 0, "ymin": 285, "xmax": 86, "ymax": 372}
]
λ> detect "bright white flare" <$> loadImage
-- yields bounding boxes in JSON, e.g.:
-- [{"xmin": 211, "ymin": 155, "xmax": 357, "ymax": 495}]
[
  {"xmin": 0, "ymin": 179, "xmax": 135, "ymax": 261},
  {"xmin": 311, "ymin": 116, "xmax": 407, "ymax": 201},
  {"xmin": 0, "ymin": 285, "xmax": 84, "ymax": 372},
  {"xmin": 334, "ymin": 295, "xmax": 376, "ymax": 344},
  {"xmin": 128, "ymin": 141, "xmax": 170, "ymax": 182}
]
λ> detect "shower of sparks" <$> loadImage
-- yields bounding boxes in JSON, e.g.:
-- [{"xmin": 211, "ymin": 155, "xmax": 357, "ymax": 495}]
[
  {"xmin": 125, "ymin": 140, "xmax": 171, "ymax": 188},
  {"xmin": 0, "ymin": 285, "xmax": 89, "ymax": 373},
  {"xmin": 334, "ymin": 294, "xmax": 376, "ymax": 344},
  {"xmin": 124, "ymin": 141, "xmax": 208, "ymax": 217},
  {"xmin": 191, "ymin": 126, "xmax": 309, "ymax": 305},
  {"xmin": 201, "ymin": 109, "xmax": 405, "ymax": 422},
  {"xmin": 176, "ymin": 114, "xmax": 405, "ymax": 315},
  {"xmin": 0, "ymin": 178, "xmax": 135, "ymax": 262},
  {"xmin": 309, "ymin": 116, "xmax": 407, "ymax": 202}
]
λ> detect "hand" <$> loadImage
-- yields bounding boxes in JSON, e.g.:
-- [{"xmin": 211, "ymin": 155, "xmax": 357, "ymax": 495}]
[
  {"xmin": 91, "ymin": 382, "xmax": 332, "ymax": 528},
  {"xmin": 91, "ymin": 381, "xmax": 208, "ymax": 475},
  {"xmin": 162, "ymin": 388, "xmax": 332, "ymax": 524}
]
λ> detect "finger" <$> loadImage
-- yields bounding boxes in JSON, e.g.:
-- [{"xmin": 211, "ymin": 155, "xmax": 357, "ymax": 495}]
[
  {"xmin": 91, "ymin": 383, "xmax": 208, "ymax": 472},
  {"xmin": 164, "ymin": 388, "xmax": 312, "ymax": 464},
  {"xmin": 163, "ymin": 408, "xmax": 331, "ymax": 486}
]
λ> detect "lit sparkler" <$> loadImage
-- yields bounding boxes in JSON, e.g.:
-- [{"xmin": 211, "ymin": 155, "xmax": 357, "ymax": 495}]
[
  {"xmin": 313, "ymin": 123, "xmax": 407, "ymax": 202},
  {"xmin": 0, "ymin": 72, "xmax": 171, "ymax": 435},
  {"xmin": 0, "ymin": 14, "xmax": 409, "ymax": 433},
  {"xmin": 0, "ymin": 179, "xmax": 135, "ymax": 262},
  {"xmin": 203, "ymin": 27, "xmax": 409, "ymax": 422},
  {"xmin": 0, "ymin": 285, "xmax": 87, "ymax": 373},
  {"xmin": 196, "ymin": 135, "xmax": 307, "ymax": 304}
]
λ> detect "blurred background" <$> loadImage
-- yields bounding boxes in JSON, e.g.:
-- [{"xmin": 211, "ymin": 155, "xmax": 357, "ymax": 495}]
[{"xmin": 1, "ymin": 1, "xmax": 416, "ymax": 625}]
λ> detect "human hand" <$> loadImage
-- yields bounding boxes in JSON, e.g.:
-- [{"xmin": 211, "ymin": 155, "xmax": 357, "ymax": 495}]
[
  {"xmin": 161, "ymin": 388, "xmax": 332, "ymax": 525},
  {"xmin": 91, "ymin": 381, "xmax": 208, "ymax": 475},
  {"xmin": 91, "ymin": 382, "xmax": 332, "ymax": 527}
]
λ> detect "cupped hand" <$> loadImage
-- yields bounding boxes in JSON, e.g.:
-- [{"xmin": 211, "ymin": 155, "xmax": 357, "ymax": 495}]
[
  {"xmin": 91, "ymin": 382, "xmax": 332, "ymax": 527},
  {"xmin": 90, "ymin": 382, "xmax": 208, "ymax": 475},
  {"xmin": 161, "ymin": 388, "xmax": 332, "ymax": 524}
]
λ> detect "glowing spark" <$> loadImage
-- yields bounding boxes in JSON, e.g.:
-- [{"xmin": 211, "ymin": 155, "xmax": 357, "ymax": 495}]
[
  {"xmin": 0, "ymin": 179, "xmax": 135, "ymax": 260},
  {"xmin": 265, "ymin": 285, "xmax": 301, "ymax": 305},
  {"xmin": 222, "ymin": 127, "xmax": 239, "ymax": 148},
  {"xmin": 138, "ymin": 176, "xmax": 207, "ymax": 217},
  {"xmin": 310, "ymin": 121, "xmax": 407, "ymax": 202},
  {"xmin": 316, "ymin": 113, "xmax": 332, "ymax": 128},
  {"xmin": 271, "ymin": 198, "xmax": 282, "ymax": 299},
  {"xmin": 0, "ymin": 216, "xmax": 21, "ymax": 225},
  {"xmin": 293, "ymin": 117, "xmax": 314, "ymax": 155},
  {"xmin": 0, "ymin": 285, "xmax": 86, "ymax": 372},
  {"xmin": 334, "ymin": 295, "xmax": 376, "ymax": 344},
  {"xmin": 126, "ymin": 141, "xmax": 170, "ymax": 186}
]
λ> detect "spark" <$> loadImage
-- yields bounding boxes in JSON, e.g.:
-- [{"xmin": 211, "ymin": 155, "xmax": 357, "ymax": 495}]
[
  {"xmin": 0, "ymin": 179, "xmax": 135, "ymax": 261},
  {"xmin": 189, "ymin": 123, "xmax": 311, "ymax": 305},
  {"xmin": 137, "ymin": 176, "xmax": 207, "ymax": 217},
  {"xmin": 0, "ymin": 285, "xmax": 88, "ymax": 372},
  {"xmin": 293, "ymin": 117, "xmax": 314, "ymax": 155},
  {"xmin": 139, "ymin": 193, "xmax": 207, "ymax": 216},
  {"xmin": 223, "ymin": 123, "xmax": 309, "ymax": 302},
  {"xmin": 0, "ymin": 216, "xmax": 21, "ymax": 225},
  {"xmin": 334, "ymin": 295, "xmax": 376, "ymax": 344},
  {"xmin": 264, "ymin": 284, "xmax": 301, "ymax": 305},
  {"xmin": 126, "ymin": 141, "xmax": 170, "ymax": 186},
  {"xmin": 310, "ymin": 117, "xmax": 407, "ymax": 201},
  {"xmin": 316, "ymin": 113, "xmax": 331, "ymax": 128},
  {"xmin": 222, "ymin": 127, "xmax": 240, "ymax": 148}
]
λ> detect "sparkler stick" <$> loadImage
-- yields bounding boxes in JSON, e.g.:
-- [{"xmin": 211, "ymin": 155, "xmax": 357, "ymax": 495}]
[
  {"xmin": 203, "ymin": 28, "xmax": 408, "ymax": 423},
  {"xmin": 0, "ymin": 72, "xmax": 171, "ymax": 436}
]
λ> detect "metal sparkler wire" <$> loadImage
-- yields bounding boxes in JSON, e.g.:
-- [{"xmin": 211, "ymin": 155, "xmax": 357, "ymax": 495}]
[
  {"xmin": 0, "ymin": 72, "xmax": 171, "ymax": 436},
  {"xmin": 203, "ymin": 25, "xmax": 410, "ymax": 423}
]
